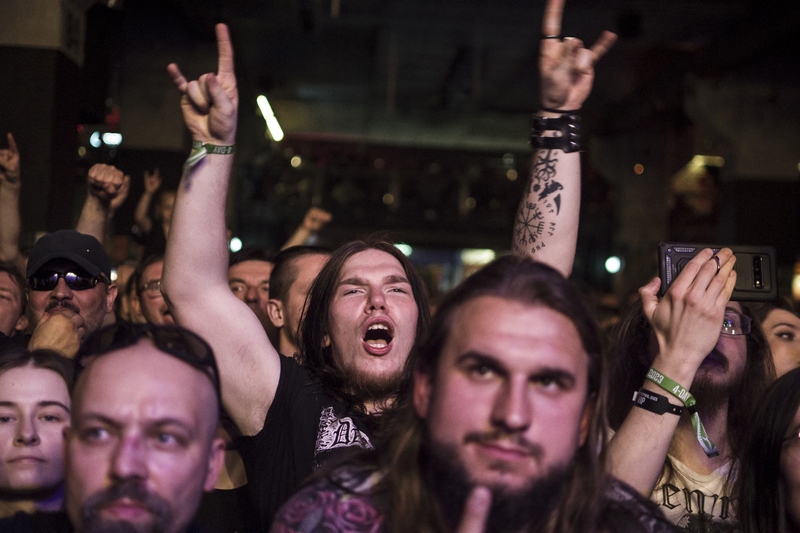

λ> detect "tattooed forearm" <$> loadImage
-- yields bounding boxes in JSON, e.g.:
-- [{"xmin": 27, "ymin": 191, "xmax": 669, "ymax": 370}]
[{"xmin": 513, "ymin": 149, "xmax": 564, "ymax": 256}]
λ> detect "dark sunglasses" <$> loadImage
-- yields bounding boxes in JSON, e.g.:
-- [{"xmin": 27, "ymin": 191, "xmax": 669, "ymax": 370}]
[
  {"xmin": 28, "ymin": 271, "xmax": 109, "ymax": 291},
  {"xmin": 75, "ymin": 323, "xmax": 221, "ymax": 399}
]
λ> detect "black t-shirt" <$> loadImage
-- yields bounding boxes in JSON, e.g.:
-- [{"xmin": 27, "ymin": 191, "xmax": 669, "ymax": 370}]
[
  {"xmin": 0, "ymin": 511, "xmax": 213, "ymax": 532},
  {"xmin": 238, "ymin": 356, "xmax": 374, "ymax": 531}
]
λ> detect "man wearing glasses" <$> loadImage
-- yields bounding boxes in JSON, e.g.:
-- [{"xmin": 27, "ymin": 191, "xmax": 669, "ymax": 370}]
[
  {"xmin": 605, "ymin": 248, "xmax": 775, "ymax": 531},
  {"xmin": 25, "ymin": 230, "xmax": 117, "ymax": 356},
  {"xmin": 131, "ymin": 255, "xmax": 175, "ymax": 327}
]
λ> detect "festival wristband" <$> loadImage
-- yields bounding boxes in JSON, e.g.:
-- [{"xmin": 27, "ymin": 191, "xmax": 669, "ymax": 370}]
[
  {"xmin": 646, "ymin": 367, "xmax": 719, "ymax": 458},
  {"xmin": 184, "ymin": 141, "xmax": 235, "ymax": 171},
  {"xmin": 632, "ymin": 389, "xmax": 683, "ymax": 416}
]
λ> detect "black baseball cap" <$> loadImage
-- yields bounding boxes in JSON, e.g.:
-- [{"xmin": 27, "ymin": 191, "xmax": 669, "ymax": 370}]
[{"xmin": 26, "ymin": 230, "xmax": 111, "ymax": 279}]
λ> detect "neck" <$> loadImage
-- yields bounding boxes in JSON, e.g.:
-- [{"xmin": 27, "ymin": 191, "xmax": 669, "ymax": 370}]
[
  {"xmin": 362, "ymin": 395, "xmax": 395, "ymax": 415},
  {"xmin": 670, "ymin": 400, "xmax": 731, "ymax": 474},
  {"xmin": 278, "ymin": 331, "xmax": 298, "ymax": 358},
  {"xmin": 0, "ymin": 485, "xmax": 64, "ymax": 518}
]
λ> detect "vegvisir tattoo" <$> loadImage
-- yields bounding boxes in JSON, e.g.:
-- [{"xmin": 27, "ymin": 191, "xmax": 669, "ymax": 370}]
[{"xmin": 514, "ymin": 149, "xmax": 563, "ymax": 255}]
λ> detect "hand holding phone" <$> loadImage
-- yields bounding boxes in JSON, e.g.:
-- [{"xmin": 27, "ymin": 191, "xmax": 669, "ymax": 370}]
[{"xmin": 658, "ymin": 242, "xmax": 777, "ymax": 301}]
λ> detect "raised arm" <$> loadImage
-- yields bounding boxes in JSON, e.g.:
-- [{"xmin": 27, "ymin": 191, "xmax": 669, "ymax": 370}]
[
  {"xmin": 606, "ymin": 248, "xmax": 737, "ymax": 494},
  {"xmin": 133, "ymin": 168, "xmax": 161, "ymax": 234},
  {"xmin": 162, "ymin": 23, "xmax": 281, "ymax": 436},
  {"xmin": 75, "ymin": 164, "xmax": 130, "ymax": 244},
  {"xmin": 280, "ymin": 206, "xmax": 332, "ymax": 250},
  {"xmin": 0, "ymin": 133, "xmax": 22, "ymax": 267},
  {"xmin": 512, "ymin": 0, "xmax": 616, "ymax": 277}
]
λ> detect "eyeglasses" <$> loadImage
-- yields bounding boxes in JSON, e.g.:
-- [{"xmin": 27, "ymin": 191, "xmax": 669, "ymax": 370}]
[
  {"xmin": 140, "ymin": 279, "xmax": 163, "ymax": 298},
  {"xmin": 28, "ymin": 271, "xmax": 109, "ymax": 291},
  {"xmin": 721, "ymin": 310, "xmax": 751, "ymax": 336},
  {"xmin": 76, "ymin": 323, "xmax": 221, "ymax": 399}
]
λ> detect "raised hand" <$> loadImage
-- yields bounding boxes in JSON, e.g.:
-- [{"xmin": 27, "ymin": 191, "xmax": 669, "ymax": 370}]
[
  {"xmin": 640, "ymin": 248, "xmax": 737, "ymax": 376},
  {"xmin": 301, "ymin": 207, "xmax": 332, "ymax": 233},
  {"xmin": 0, "ymin": 133, "xmax": 20, "ymax": 186},
  {"xmin": 539, "ymin": 0, "xmax": 617, "ymax": 111},
  {"xmin": 110, "ymin": 174, "xmax": 131, "ymax": 214},
  {"xmin": 167, "ymin": 23, "xmax": 238, "ymax": 145},
  {"xmin": 87, "ymin": 163, "xmax": 127, "ymax": 205},
  {"xmin": 144, "ymin": 168, "xmax": 162, "ymax": 193}
]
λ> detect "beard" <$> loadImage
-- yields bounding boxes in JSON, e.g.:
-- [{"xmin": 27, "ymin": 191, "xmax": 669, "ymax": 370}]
[
  {"xmin": 424, "ymin": 434, "xmax": 568, "ymax": 533},
  {"xmin": 691, "ymin": 349, "xmax": 745, "ymax": 415},
  {"xmin": 344, "ymin": 364, "xmax": 405, "ymax": 404},
  {"xmin": 80, "ymin": 479, "xmax": 171, "ymax": 533}
]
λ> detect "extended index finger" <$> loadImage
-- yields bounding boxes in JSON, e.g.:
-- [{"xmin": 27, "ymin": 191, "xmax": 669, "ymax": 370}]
[
  {"xmin": 455, "ymin": 487, "xmax": 491, "ymax": 533},
  {"xmin": 6, "ymin": 133, "xmax": 17, "ymax": 154},
  {"xmin": 542, "ymin": 0, "xmax": 565, "ymax": 37},
  {"xmin": 216, "ymin": 23, "xmax": 235, "ymax": 76}
]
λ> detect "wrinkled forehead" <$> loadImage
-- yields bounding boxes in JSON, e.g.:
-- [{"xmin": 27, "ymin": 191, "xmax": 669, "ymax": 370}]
[
  {"xmin": 228, "ymin": 259, "xmax": 273, "ymax": 279},
  {"xmin": 74, "ymin": 340, "xmax": 218, "ymax": 419}
]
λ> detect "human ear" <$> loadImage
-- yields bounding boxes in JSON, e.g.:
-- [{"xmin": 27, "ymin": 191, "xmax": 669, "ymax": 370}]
[{"xmin": 267, "ymin": 299, "xmax": 285, "ymax": 328}]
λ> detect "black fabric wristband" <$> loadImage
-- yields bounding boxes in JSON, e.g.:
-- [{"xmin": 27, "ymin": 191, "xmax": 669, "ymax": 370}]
[{"xmin": 632, "ymin": 389, "xmax": 683, "ymax": 416}]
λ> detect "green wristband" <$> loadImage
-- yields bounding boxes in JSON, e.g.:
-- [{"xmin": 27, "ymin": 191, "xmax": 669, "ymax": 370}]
[
  {"xmin": 646, "ymin": 367, "xmax": 719, "ymax": 458},
  {"xmin": 184, "ymin": 142, "xmax": 235, "ymax": 171}
]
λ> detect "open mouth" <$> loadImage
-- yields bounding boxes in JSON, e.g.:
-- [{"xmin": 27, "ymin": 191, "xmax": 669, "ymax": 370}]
[
  {"xmin": 700, "ymin": 349, "xmax": 728, "ymax": 370},
  {"xmin": 362, "ymin": 321, "xmax": 394, "ymax": 355}
]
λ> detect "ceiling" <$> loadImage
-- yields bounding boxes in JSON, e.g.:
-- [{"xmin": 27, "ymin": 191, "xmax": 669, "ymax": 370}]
[{"xmin": 138, "ymin": 0, "xmax": 800, "ymax": 150}]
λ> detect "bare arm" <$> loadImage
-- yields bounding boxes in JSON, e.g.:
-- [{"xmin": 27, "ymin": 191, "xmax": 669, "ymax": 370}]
[
  {"xmin": 512, "ymin": 0, "xmax": 616, "ymax": 277},
  {"xmin": 162, "ymin": 24, "xmax": 281, "ymax": 437},
  {"xmin": 75, "ymin": 164, "xmax": 130, "ymax": 244},
  {"xmin": 133, "ymin": 169, "xmax": 161, "ymax": 234},
  {"xmin": 0, "ymin": 133, "xmax": 21, "ymax": 265},
  {"xmin": 606, "ymin": 248, "xmax": 737, "ymax": 495},
  {"xmin": 281, "ymin": 207, "xmax": 332, "ymax": 250}
]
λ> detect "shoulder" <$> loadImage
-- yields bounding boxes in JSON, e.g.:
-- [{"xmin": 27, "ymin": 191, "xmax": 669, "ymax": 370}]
[
  {"xmin": 272, "ymin": 464, "xmax": 385, "ymax": 533},
  {"xmin": 600, "ymin": 477, "xmax": 682, "ymax": 533}
]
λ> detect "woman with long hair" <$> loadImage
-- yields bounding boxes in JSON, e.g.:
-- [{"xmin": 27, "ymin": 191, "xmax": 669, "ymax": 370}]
[{"xmin": 736, "ymin": 366, "xmax": 800, "ymax": 533}]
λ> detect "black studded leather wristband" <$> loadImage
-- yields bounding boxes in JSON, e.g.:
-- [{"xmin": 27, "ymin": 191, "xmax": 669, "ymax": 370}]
[
  {"xmin": 529, "ymin": 113, "xmax": 581, "ymax": 153},
  {"xmin": 632, "ymin": 389, "xmax": 683, "ymax": 416}
]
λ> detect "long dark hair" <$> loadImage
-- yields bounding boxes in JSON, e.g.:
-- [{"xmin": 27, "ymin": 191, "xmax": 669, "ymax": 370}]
[
  {"xmin": 736, "ymin": 366, "xmax": 800, "ymax": 533},
  {"xmin": 606, "ymin": 297, "xmax": 775, "ymax": 486},
  {"xmin": 363, "ymin": 255, "xmax": 609, "ymax": 533},
  {"xmin": 298, "ymin": 239, "xmax": 431, "ymax": 411}
]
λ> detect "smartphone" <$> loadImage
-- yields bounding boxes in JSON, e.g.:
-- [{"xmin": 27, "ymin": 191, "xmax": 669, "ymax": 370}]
[{"xmin": 658, "ymin": 242, "xmax": 777, "ymax": 301}]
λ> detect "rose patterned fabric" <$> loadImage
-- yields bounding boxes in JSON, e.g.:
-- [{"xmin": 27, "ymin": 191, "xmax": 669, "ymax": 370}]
[
  {"xmin": 271, "ymin": 465, "xmax": 384, "ymax": 533},
  {"xmin": 272, "ymin": 462, "xmax": 680, "ymax": 533}
]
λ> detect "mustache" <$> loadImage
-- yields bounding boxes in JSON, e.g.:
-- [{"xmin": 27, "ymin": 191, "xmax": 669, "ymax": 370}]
[
  {"xmin": 464, "ymin": 430, "xmax": 544, "ymax": 458},
  {"xmin": 45, "ymin": 300, "xmax": 80, "ymax": 314},
  {"xmin": 81, "ymin": 479, "xmax": 171, "ymax": 530},
  {"xmin": 702, "ymin": 348, "xmax": 729, "ymax": 371}
]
